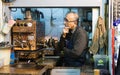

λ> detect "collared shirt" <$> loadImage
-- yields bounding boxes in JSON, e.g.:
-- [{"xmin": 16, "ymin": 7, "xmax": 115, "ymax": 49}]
[{"xmin": 71, "ymin": 27, "xmax": 76, "ymax": 34}]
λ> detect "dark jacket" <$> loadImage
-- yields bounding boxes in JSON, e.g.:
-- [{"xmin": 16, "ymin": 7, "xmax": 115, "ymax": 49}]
[
  {"xmin": 63, "ymin": 26, "xmax": 88, "ymax": 59},
  {"xmin": 57, "ymin": 26, "xmax": 88, "ymax": 67}
]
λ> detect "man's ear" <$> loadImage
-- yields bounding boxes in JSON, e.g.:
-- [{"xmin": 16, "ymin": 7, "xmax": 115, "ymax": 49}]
[{"xmin": 74, "ymin": 21, "xmax": 78, "ymax": 25}]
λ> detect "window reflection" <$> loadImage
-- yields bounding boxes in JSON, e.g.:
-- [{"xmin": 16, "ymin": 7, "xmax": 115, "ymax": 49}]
[{"xmin": 11, "ymin": 7, "xmax": 93, "ymax": 47}]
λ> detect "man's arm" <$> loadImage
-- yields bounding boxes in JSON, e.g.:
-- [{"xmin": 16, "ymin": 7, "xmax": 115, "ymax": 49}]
[{"xmin": 64, "ymin": 28, "xmax": 88, "ymax": 58}]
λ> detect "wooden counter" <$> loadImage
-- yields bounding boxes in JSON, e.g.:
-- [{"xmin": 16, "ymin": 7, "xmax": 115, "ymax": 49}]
[
  {"xmin": 0, "ymin": 56, "xmax": 94, "ymax": 75},
  {"xmin": 0, "ymin": 59, "xmax": 57, "ymax": 75},
  {"xmin": 0, "ymin": 65, "xmax": 48, "ymax": 75}
]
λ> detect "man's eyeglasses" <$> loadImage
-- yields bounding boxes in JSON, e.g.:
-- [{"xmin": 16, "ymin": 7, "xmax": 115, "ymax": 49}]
[{"xmin": 64, "ymin": 18, "xmax": 76, "ymax": 22}]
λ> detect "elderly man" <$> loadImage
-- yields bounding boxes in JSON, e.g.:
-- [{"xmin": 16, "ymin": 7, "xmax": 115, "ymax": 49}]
[{"xmin": 58, "ymin": 12, "xmax": 88, "ymax": 67}]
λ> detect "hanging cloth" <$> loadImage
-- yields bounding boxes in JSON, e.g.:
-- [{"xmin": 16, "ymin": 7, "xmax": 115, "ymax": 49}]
[{"xmin": 89, "ymin": 16, "xmax": 107, "ymax": 54}]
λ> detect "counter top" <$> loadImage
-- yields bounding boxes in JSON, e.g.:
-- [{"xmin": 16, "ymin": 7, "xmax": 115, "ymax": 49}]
[
  {"xmin": 0, "ymin": 59, "xmax": 57, "ymax": 75},
  {"xmin": 0, "ymin": 65, "xmax": 48, "ymax": 75},
  {"xmin": 0, "ymin": 56, "xmax": 94, "ymax": 75}
]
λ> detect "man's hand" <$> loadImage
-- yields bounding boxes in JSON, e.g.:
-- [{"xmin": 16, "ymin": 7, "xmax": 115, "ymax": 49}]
[
  {"xmin": 60, "ymin": 50, "xmax": 65, "ymax": 57},
  {"xmin": 62, "ymin": 27, "xmax": 69, "ymax": 38}
]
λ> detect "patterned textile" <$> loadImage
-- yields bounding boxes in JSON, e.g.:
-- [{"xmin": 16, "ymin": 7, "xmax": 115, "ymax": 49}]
[{"xmin": 89, "ymin": 16, "xmax": 107, "ymax": 54}]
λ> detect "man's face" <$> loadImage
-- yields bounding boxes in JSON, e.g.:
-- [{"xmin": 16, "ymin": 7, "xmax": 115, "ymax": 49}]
[
  {"xmin": 64, "ymin": 13, "xmax": 77, "ymax": 29},
  {"xmin": 64, "ymin": 18, "xmax": 75, "ymax": 29}
]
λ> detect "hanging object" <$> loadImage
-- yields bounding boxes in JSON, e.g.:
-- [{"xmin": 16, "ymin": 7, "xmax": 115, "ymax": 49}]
[
  {"xmin": 113, "ymin": 18, "xmax": 120, "ymax": 26},
  {"xmin": 2, "ymin": 19, "xmax": 16, "ymax": 34},
  {"xmin": 50, "ymin": 9, "xmax": 55, "ymax": 27},
  {"xmin": 89, "ymin": 16, "xmax": 107, "ymax": 54}
]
